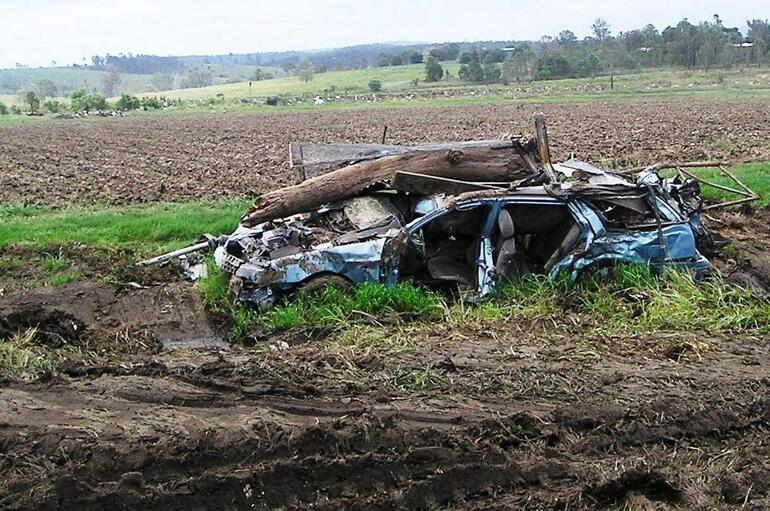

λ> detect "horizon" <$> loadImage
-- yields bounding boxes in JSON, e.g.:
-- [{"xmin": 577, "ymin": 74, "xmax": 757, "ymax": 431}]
[{"xmin": 0, "ymin": 0, "xmax": 766, "ymax": 69}]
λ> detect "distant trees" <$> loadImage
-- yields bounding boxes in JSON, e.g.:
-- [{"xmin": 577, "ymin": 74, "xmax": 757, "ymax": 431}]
[
  {"xmin": 428, "ymin": 43, "xmax": 460, "ymax": 61},
  {"xmin": 424, "ymin": 56, "xmax": 444, "ymax": 82},
  {"xmin": 250, "ymin": 69, "xmax": 274, "ymax": 81},
  {"xmin": 401, "ymin": 50, "xmax": 423, "ymax": 64},
  {"xmin": 35, "ymin": 79, "xmax": 58, "ymax": 99},
  {"xmin": 592, "ymin": 18, "xmax": 611, "ymax": 40},
  {"xmin": 102, "ymin": 65, "xmax": 121, "ymax": 96},
  {"xmin": 502, "ymin": 46, "xmax": 538, "ymax": 83},
  {"xmin": 181, "ymin": 70, "xmax": 213, "ymax": 88},
  {"xmin": 297, "ymin": 58, "xmax": 315, "ymax": 82},
  {"xmin": 0, "ymin": 101, "xmax": 8, "ymax": 115},
  {"xmin": 151, "ymin": 73, "xmax": 175, "ymax": 91},
  {"xmin": 459, "ymin": 50, "xmax": 500, "ymax": 83}
]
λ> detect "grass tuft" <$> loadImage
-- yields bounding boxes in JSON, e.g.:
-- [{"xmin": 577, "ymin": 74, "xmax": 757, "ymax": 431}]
[{"xmin": 0, "ymin": 329, "xmax": 53, "ymax": 381}]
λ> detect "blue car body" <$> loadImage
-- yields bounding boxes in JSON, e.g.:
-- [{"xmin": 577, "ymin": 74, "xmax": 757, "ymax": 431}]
[{"xmin": 217, "ymin": 183, "xmax": 710, "ymax": 309}]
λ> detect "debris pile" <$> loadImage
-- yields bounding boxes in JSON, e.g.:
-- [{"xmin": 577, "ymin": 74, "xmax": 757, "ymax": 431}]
[{"xmin": 141, "ymin": 114, "xmax": 758, "ymax": 309}]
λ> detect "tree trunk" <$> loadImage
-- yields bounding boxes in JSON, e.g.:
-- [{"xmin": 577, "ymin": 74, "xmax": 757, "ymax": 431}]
[{"xmin": 241, "ymin": 148, "xmax": 527, "ymax": 227}]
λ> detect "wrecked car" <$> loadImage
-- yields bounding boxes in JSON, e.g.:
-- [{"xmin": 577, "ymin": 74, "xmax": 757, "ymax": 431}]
[
  {"xmin": 206, "ymin": 163, "xmax": 709, "ymax": 310},
  {"xmin": 140, "ymin": 115, "xmax": 727, "ymax": 310}
]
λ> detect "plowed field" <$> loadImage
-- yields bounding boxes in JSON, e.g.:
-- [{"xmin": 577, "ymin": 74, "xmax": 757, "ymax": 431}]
[{"xmin": 2, "ymin": 99, "xmax": 769, "ymax": 205}]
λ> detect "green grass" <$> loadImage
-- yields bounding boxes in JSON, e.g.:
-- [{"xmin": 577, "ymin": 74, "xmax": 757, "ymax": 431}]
[
  {"xmin": 260, "ymin": 281, "xmax": 444, "ymax": 330},
  {"xmin": 195, "ymin": 261, "xmax": 444, "ymax": 340},
  {"xmin": 465, "ymin": 265, "xmax": 770, "ymax": 336},
  {"xmin": 662, "ymin": 162, "xmax": 770, "ymax": 208},
  {"xmin": 148, "ymin": 62, "xmax": 462, "ymax": 100},
  {"xmin": 0, "ymin": 199, "xmax": 249, "ymax": 255}
]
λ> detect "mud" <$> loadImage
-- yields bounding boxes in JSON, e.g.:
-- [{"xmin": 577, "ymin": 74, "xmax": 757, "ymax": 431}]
[
  {"xmin": 0, "ymin": 322, "xmax": 768, "ymax": 509},
  {"xmin": 2, "ymin": 99, "xmax": 769, "ymax": 206},
  {"xmin": 0, "ymin": 282, "xmax": 219, "ymax": 353}
]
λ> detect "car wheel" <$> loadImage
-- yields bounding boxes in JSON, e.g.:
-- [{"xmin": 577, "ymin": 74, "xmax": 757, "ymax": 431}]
[{"xmin": 296, "ymin": 274, "xmax": 353, "ymax": 296}]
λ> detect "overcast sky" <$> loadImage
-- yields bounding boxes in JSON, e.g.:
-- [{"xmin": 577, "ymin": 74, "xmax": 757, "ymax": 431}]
[{"xmin": 0, "ymin": 0, "xmax": 765, "ymax": 68}]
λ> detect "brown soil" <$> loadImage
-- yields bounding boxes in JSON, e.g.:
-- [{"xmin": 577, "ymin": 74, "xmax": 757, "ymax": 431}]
[
  {"xmin": 0, "ymin": 320, "xmax": 768, "ymax": 509},
  {"xmin": 2, "ymin": 99, "xmax": 769, "ymax": 206}
]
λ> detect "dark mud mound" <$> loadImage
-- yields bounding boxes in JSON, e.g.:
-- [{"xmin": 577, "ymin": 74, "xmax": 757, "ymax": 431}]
[
  {"xmin": 584, "ymin": 469, "xmax": 682, "ymax": 506},
  {"xmin": 0, "ymin": 282, "xmax": 221, "ymax": 352},
  {"xmin": 0, "ymin": 305, "xmax": 85, "ymax": 347}
]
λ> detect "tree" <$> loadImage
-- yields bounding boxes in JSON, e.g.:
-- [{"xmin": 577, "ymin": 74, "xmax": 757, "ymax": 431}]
[
  {"xmin": 502, "ymin": 46, "xmax": 537, "ymax": 83},
  {"xmin": 367, "ymin": 80, "xmax": 382, "ymax": 92},
  {"xmin": 297, "ymin": 58, "xmax": 314, "ymax": 82},
  {"xmin": 181, "ymin": 70, "xmax": 213, "ymax": 88},
  {"xmin": 401, "ymin": 50, "xmax": 423, "ymax": 64},
  {"xmin": 151, "ymin": 73, "xmax": 174, "ymax": 90},
  {"xmin": 425, "ymin": 56, "xmax": 444, "ymax": 82},
  {"xmin": 36, "ymin": 79, "xmax": 58, "ymax": 99},
  {"xmin": 558, "ymin": 30, "xmax": 578, "ymax": 46},
  {"xmin": 102, "ymin": 65, "xmax": 121, "ymax": 96},
  {"xmin": 378, "ymin": 53, "xmax": 391, "ymax": 67},
  {"xmin": 592, "ymin": 18, "xmax": 611, "ymax": 40},
  {"xmin": 483, "ymin": 63, "xmax": 501, "ymax": 82},
  {"xmin": 390, "ymin": 54, "xmax": 403, "ymax": 66},
  {"xmin": 458, "ymin": 50, "xmax": 484, "ymax": 82},
  {"xmin": 23, "ymin": 91, "xmax": 40, "ymax": 113},
  {"xmin": 0, "ymin": 102, "xmax": 8, "ymax": 115}
]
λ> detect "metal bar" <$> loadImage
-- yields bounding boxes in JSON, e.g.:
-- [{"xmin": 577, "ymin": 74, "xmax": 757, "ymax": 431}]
[
  {"xmin": 678, "ymin": 168, "xmax": 752, "ymax": 197},
  {"xmin": 137, "ymin": 241, "xmax": 211, "ymax": 266},
  {"xmin": 702, "ymin": 197, "xmax": 758, "ymax": 211},
  {"xmin": 719, "ymin": 166, "xmax": 760, "ymax": 198}
]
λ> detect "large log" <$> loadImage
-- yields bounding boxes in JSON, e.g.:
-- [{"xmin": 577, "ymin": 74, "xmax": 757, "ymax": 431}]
[{"xmin": 241, "ymin": 147, "xmax": 527, "ymax": 227}]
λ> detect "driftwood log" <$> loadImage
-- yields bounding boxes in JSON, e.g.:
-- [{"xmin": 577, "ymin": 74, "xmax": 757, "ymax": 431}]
[{"xmin": 241, "ymin": 147, "xmax": 528, "ymax": 227}]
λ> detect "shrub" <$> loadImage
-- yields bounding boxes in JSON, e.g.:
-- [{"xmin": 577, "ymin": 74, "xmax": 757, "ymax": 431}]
[
  {"xmin": 0, "ymin": 102, "xmax": 7, "ymax": 115},
  {"xmin": 10, "ymin": 105, "xmax": 21, "ymax": 115},
  {"xmin": 23, "ymin": 91, "xmax": 40, "ymax": 113},
  {"xmin": 116, "ymin": 94, "xmax": 141, "ymax": 111},
  {"xmin": 140, "ymin": 97, "xmax": 163, "ymax": 110},
  {"xmin": 70, "ymin": 89, "xmax": 107, "ymax": 111},
  {"xmin": 43, "ymin": 100, "xmax": 62, "ymax": 113},
  {"xmin": 367, "ymin": 79, "xmax": 382, "ymax": 92}
]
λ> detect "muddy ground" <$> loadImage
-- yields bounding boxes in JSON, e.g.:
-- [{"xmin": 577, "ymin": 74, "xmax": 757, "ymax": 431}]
[
  {"xmin": 1, "ymin": 208, "xmax": 769, "ymax": 510},
  {"xmin": 2, "ymin": 99, "xmax": 770, "ymax": 206},
  {"xmin": 2, "ymin": 99, "xmax": 770, "ymax": 509}
]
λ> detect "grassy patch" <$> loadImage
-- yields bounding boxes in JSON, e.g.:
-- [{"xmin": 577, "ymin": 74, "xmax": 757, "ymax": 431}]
[
  {"xmin": 259, "ymin": 281, "xmax": 445, "ymax": 330},
  {"xmin": 469, "ymin": 265, "xmax": 770, "ymax": 336},
  {"xmin": 195, "ymin": 261, "xmax": 444, "ymax": 341},
  {"xmin": 680, "ymin": 162, "xmax": 770, "ymax": 208},
  {"xmin": 0, "ymin": 329, "xmax": 53, "ymax": 381},
  {"xmin": 0, "ymin": 200, "xmax": 249, "ymax": 255}
]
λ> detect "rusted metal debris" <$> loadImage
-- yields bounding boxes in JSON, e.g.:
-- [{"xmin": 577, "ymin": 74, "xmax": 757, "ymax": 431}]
[{"xmin": 141, "ymin": 114, "xmax": 756, "ymax": 310}]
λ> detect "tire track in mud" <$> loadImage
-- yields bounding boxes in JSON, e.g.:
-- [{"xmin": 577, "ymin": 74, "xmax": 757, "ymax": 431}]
[{"xmin": 1, "ymin": 343, "xmax": 768, "ymax": 509}]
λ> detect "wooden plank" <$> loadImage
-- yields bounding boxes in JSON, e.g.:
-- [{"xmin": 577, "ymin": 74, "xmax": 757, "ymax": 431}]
[{"xmin": 392, "ymin": 171, "xmax": 502, "ymax": 196}]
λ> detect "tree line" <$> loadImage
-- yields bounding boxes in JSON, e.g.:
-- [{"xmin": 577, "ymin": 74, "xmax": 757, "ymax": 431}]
[{"xmin": 426, "ymin": 16, "xmax": 770, "ymax": 84}]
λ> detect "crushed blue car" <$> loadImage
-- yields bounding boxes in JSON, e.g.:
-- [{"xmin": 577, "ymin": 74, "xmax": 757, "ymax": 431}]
[
  {"xmin": 139, "ymin": 120, "xmax": 715, "ymax": 310},
  {"xmin": 205, "ymin": 160, "xmax": 710, "ymax": 310}
]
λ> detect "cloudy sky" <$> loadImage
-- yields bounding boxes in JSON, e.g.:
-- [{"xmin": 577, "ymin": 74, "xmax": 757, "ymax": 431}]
[{"xmin": 0, "ymin": 0, "xmax": 765, "ymax": 68}]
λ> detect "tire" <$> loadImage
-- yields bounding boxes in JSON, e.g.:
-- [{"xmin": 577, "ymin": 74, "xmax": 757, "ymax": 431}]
[{"xmin": 296, "ymin": 274, "xmax": 353, "ymax": 296}]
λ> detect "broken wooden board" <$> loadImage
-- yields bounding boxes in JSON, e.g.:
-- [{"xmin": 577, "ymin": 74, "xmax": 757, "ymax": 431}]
[
  {"xmin": 291, "ymin": 140, "xmax": 516, "ymax": 179},
  {"xmin": 392, "ymin": 171, "xmax": 502, "ymax": 196}
]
